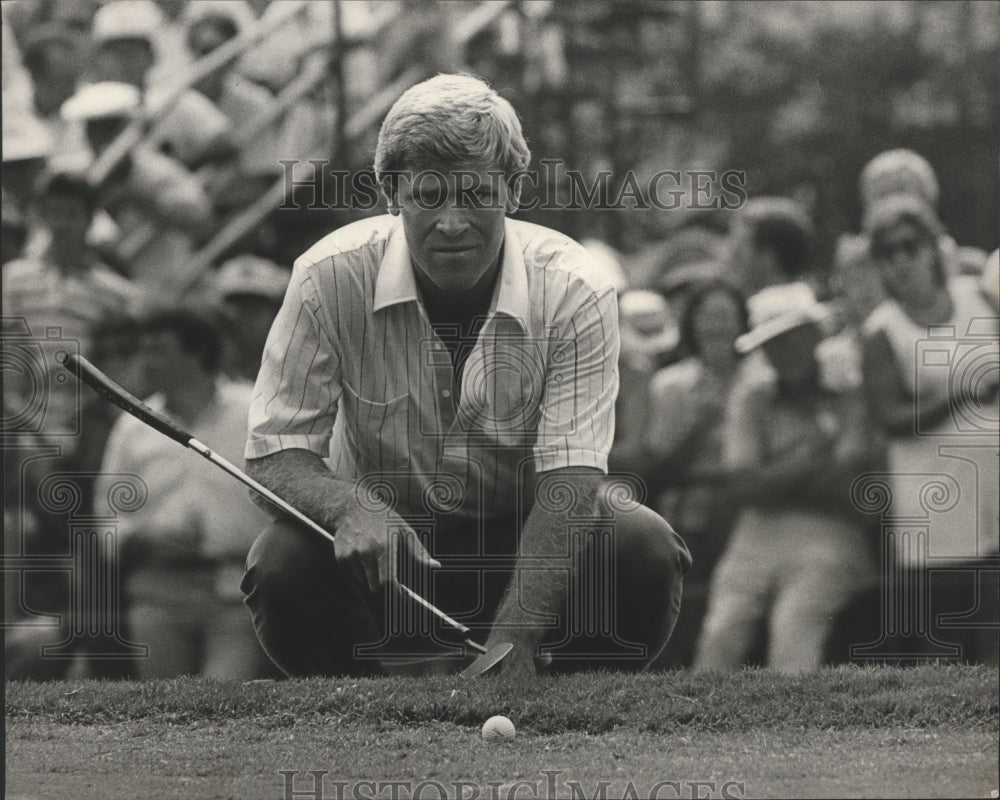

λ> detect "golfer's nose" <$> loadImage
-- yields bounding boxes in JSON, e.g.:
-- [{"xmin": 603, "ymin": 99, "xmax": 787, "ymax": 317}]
[{"xmin": 436, "ymin": 206, "xmax": 469, "ymax": 237}]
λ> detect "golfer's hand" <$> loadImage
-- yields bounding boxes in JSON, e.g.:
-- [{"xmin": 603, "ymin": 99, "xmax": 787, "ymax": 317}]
[{"xmin": 334, "ymin": 508, "xmax": 440, "ymax": 594}]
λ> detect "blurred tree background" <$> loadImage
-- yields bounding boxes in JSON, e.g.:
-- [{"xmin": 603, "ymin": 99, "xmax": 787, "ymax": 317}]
[
  {"xmin": 484, "ymin": 0, "xmax": 999, "ymax": 280},
  {"xmin": 698, "ymin": 0, "xmax": 998, "ymax": 257}
]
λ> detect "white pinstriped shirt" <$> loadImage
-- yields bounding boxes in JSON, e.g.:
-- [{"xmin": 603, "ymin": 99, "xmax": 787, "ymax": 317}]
[{"xmin": 246, "ymin": 215, "xmax": 619, "ymax": 524}]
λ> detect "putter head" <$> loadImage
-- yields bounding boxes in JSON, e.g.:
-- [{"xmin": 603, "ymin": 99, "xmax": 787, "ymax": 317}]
[{"xmin": 461, "ymin": 641, "xmax": 513, "ymax": 677}]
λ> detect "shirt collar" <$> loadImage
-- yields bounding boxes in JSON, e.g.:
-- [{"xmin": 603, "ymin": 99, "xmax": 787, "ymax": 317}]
[
  {"xmin": 373, "ymin": 218, "xmax": 530, "ymax": 331},
  {"xmin": 373, "ymin": 221, "xmax": 418, "ymax": 312},
  {"xmin": 491, "ymin": 220, "xmax": 529, "ymax": 331}
]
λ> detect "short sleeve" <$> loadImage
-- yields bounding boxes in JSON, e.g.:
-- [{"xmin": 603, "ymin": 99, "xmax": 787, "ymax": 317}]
[
  {"xmin": 533, "ymin": 286, "xmax": 619, "ymax": 473},
  {"xmin": 245, "ymin": 265, "xmax": 343, "ymax": 460}
]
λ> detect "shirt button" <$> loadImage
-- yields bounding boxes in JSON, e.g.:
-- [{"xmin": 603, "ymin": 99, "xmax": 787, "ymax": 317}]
[{"xmin": 441, "ymin": 389, "xmax": 451, "ymax": 398}]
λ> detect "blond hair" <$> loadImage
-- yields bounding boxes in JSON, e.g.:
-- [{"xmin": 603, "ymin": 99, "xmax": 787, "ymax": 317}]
[{"xmin": 374, "ymin": 74, "xmax": 530, "ymax": 193}]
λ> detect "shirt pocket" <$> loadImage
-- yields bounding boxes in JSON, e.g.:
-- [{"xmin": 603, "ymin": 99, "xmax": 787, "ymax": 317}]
[
  {"xmin": 459, "ymin": 347, "xmax": 543, "ymax": 444},
  {"xmin": 340, "ymin": 381, "xmax": 410, "ymax": 472}
]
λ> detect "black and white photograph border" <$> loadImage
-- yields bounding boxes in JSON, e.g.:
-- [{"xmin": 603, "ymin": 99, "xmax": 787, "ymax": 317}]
[{"xmin": 2, "ymin": 1, "xmax": 998, "ymax": 798}]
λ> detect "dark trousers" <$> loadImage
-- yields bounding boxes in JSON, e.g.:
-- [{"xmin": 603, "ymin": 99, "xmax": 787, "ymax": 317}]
[{"xmin": 240, "ymin": 499, "xmax": 692, "ymax": 677}]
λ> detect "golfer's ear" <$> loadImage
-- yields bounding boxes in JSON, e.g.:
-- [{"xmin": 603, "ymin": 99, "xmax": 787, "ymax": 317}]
[
  {"xmin": 380, "ymin": 173, "xmax": 401, "ymax": 215},
  {"xmin": 383, "ymin": 187, "xmax": 400, "ymax": 215},
  {"xmin": 505, "ymin": 172, "xmax": 523, "ymax": 215}
]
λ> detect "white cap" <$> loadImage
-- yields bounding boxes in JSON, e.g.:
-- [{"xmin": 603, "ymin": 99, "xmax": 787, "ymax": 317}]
[
  {"xmin": 2, "ymin": 112, "xmax": 54, "ymax": 162},
  {"xmin": 92, "ymin": 0, "xmax": 162, "ymax": 44},
  {"xmin": 736, "ymin": 282, "xmax": 829, "ymax": 354},
  {"xmin": 60, "ymin": 82, "xmax": 141, "ymax": 122},
  {"xmin": 619, "ymin": 289, "xmax": 669, "ymax": 328},
  {"xmin": 216, "ymin": 255, "xmax": 289, "ymax": 301},
  {"xmin": 618, "ymin": 289, "xmax": 679, "ymax": 355}
]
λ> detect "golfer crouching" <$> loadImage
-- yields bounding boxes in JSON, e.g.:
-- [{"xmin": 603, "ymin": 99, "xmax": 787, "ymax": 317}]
[{"xmin": 240, "ymin": 74, "xmax": 691, "ymax": 678}]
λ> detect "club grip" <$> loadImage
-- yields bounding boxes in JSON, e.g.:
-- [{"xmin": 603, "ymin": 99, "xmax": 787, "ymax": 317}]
[{"xmin": 62, "ymin": 352, "xmax": 193, "ymax": 447}]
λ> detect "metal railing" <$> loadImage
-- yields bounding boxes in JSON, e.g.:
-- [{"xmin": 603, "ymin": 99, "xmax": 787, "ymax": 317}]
[{"xmin": 175, "ymin": 0, "xmax": 516, "ymax": 298}]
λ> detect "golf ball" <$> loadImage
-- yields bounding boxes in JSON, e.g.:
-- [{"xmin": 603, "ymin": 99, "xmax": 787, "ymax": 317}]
[{"xmin": 481, "ymin": 715, "xmax": 516, "ymax": 741}]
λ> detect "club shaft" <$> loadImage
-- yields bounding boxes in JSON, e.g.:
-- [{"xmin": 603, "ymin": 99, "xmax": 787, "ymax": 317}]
[
  {"xmin": 65, "ymin": 354, "xmax": 476, "ymax": 642},
  {"xmin": 192, "ymin": 442, "xmax": 473, "ymax": 637},
  {"xmin": 188, "ymin": 439, "xmax": 336, "ymax": 546},
  {"xmin": 464, "ymin": 639, "xmax": 488, "ymax": 655}
]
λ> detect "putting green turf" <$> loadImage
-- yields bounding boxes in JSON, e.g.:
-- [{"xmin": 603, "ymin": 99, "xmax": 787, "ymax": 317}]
[{"xmin": 5, "ymin": 665, "xmax": 998, "ymax": 799}]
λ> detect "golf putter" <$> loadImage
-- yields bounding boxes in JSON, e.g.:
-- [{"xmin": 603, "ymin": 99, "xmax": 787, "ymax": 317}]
[
  {"xmin": 398, "ymin": 579, "xmax": 513, "ymax": 676},
  {"xmin": 63, "ymin": 353, "xmax": 514, "ymax": 675},
  {"xmin": 462, "ymin": 641, "xmax": 514, "ymax": 677}
]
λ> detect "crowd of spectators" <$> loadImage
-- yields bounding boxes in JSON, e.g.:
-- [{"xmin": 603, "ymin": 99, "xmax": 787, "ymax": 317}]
[
  {"xmin": 612, "ymin": 150, "xmax": 998, "ymax": 671},
  {"xmin": 3, "ymin": 1, "xmax": 998, "ymax": 679},
  {"xmin": 2, "ymin": 0, "xmax": 342, "ymax": 679}
]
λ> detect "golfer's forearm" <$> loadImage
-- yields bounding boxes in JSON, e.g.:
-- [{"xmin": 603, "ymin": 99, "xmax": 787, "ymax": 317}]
[
  {"xmin": 245, "ymin": 448, "xmax": 384, "ymax": 531},
  {"xmin": 493, "ymin": 470, "xmax": 602, "ymax": 642},
  {"xmin": 497, "ymin": 512, "xmax": 577, "ymax": 638}
]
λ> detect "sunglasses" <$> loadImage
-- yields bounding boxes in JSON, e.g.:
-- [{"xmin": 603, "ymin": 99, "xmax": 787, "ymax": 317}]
[{"xmin": 873, "ymin": 235, "xmax": 929, "ymax": 261}]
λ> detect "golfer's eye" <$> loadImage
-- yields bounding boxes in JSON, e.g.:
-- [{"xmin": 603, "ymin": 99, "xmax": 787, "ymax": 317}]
[
  {"xmin": 474, "ymin": 188, "xmax": 497, "ymax": 206},
  {"xmin": 413, "ymin": 189, "xmax": 442, "ymax": 208}
]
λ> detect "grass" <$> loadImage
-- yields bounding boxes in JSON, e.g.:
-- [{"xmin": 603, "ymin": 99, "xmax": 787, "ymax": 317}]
[
  {"xmin": 7, "ymin": 664, "xmax": 998, "ymax": 734},
  {"xmin": 6, "ymin": 666, "xmax": 998, "ymax": 799}
]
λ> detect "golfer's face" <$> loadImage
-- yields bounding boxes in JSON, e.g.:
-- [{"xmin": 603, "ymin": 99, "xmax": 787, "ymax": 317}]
[{"xmin": 394, "ymin": 166, "xmax": 510, "ymax": 293}]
